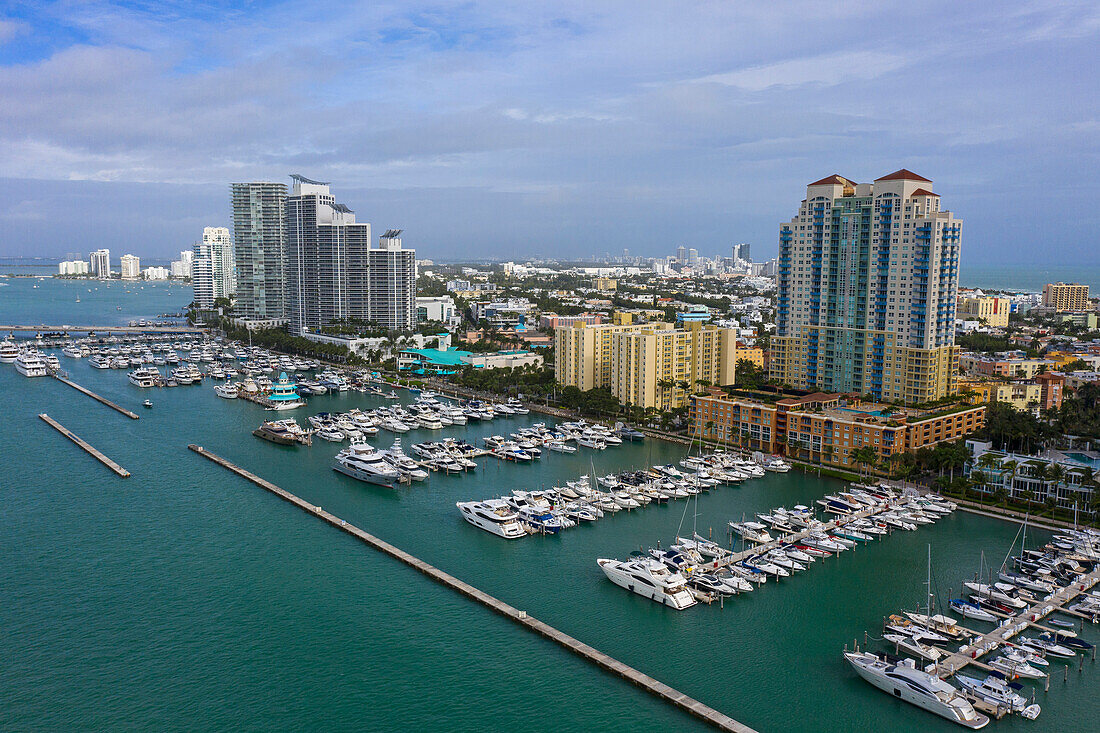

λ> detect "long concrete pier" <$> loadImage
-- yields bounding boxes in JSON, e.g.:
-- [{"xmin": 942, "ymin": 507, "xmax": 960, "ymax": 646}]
[
  {"xmin": 188, "ymin": 444, "xmax": 755, "ymax": 733},
  {"xmin": 53, "ymin": 375, "xmax": 140, "ymax": 419},
  {"xmin": 40, "ymin": 413, "xmax": 131, "ymax": 477}
]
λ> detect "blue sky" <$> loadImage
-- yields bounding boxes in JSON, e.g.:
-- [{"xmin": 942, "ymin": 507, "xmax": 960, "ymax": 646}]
[{"xmin": 0, "ymin": 1, "xmax": 1098, "ymax": 263}]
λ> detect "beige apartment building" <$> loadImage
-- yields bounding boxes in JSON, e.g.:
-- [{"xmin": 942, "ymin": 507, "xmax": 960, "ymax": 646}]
[
  {"xmin": 957, "ymin": 296, "xmax": 1011, "ymax": 327},
  {"xmin": 1042, "ymin": 282, "xmax": 1090, "ymax": 312},
  {"xmin": 555, "ymin": 321, "xmax": 737, "ymax": 410}
]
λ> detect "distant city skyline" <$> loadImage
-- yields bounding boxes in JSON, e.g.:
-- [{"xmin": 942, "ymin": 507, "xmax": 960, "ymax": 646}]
[{"xmin": 1, "ymin": 2, "xmax": 1097, "ymax": 263}]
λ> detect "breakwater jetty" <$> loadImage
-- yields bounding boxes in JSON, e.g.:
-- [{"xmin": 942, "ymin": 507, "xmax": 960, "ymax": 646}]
[
  {"xmin": 40, "ymin": 413, "xmax": 131, "ymax": 477},
  {"xmin": 53, "ymin": 374, "xmax": 140, "ymax": 419},
  {"xmin": 188, "ymin": 443, "xmax": 756, "ymax": 733}
]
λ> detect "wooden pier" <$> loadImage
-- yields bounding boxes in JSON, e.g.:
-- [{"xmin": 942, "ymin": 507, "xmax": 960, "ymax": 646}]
[
  {"xmin": 40, "ymin": 413, "xmax": 131, "ymax": 477},
  {"xmin": 188, "ymin": 444, "xmax": 756, "ymax": 733},
  {"xmin": 936, "ymin": 566, "xmax": 1100, "ymax": 680},
  {"xmin": 53, "ymin": 374, "xmax": 140, "ymax": 419}
]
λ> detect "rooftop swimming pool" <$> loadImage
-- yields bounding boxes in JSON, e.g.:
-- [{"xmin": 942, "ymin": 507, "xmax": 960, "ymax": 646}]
[
  {"xmin": 1063, "ymin": 452, "xmax": 1100, "ymax": 468},
  {"xmin": 838, "ymin": 407, "xmax": 893, "ymax": 417}
]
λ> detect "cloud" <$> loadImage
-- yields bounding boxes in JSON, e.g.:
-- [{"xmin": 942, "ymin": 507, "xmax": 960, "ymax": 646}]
[
  {"xmin": 0, "ymin": 1, "xmax": 1096, "ymax": 261},
  {"xmin": 687, "ymin": 51, "xmax": 907, "ymax": 91}
]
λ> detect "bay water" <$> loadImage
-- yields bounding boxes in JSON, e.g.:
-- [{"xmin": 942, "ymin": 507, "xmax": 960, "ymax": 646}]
[{"xmin": 2, "ymin": 276, "xmax": 1097, "ymax": 731}]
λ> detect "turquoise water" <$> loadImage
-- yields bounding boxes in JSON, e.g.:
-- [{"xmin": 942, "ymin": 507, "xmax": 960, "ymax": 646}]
[
  {"xmin": 1063, "ymin": 452, "xmax": 1100, "ymax": 468},
  {"xmin": 3, "ymin": 278, "xmax": 1098, "ymax": 732}
]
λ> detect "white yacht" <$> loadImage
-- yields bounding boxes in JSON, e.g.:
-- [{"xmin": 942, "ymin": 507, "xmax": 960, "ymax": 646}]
[
  {"xmin": 128, "ymin": 367, "xmax": 161, "ymax": 387},
  {"xmin": 382, "ymin": 439, "xmax": 429, "ymax": 481},
  {"xmin": 456, "ymin": 500, "xmax": 527, "ymax": 539},
  {"xmin": 844, "ymin": 651, "xmax": 988, "ymax": 729},
  {"xmin": 15, "ymin": 351, "xmax": 49, "ymax": 377},
  {"xmin": 214, "ymin": 383, "xmax": 239, "ymax": 399},
  {"xmin": 955, "ymin": 674, "xmax": 1040, "ymax": 719},
  {"xmin": 332, "ymin": 444, "xmax": 401, "ymax": 487},
  {"xmin": 0, "ymin": 340, "xmax": 19, "ymax": 363},
  {"xmin": 596, "ymin": 557, "xmax": 697, "ymax": 610},
  {"xmin": 763, "ymin": 457, "xmax": 792, "ymax": 472}
]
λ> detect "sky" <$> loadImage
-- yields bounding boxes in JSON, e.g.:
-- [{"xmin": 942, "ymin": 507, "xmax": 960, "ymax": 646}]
[{"xmin": 0, "ymin": 1, "xmax": 1098, "ymax": 263}]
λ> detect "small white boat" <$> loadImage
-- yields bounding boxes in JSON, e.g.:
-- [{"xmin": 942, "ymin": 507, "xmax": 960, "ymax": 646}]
[{"xmin": 548, "ymin": 440, "xmax": 576, "ymax": 453}]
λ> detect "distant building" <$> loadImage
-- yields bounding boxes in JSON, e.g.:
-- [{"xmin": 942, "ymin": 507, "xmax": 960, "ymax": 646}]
[
  {"xmin": 192, "ymin": 257, "xmax": 214, "ymax": 307},
  {"xmin": 232, "ymin": 181, "xmax": 287, "ymax": 321},
  {"xmin": 733, "ymin": 243, "xmax": 751, "ymax": 262},
  {"xmin": 770, "ymin": 171, "xmax": 961, "ymax": 403},
  {"xmin": 555, "ymin": 321, "xmax": 738, "ymax": 410},
  {"xmin": 676, "ymin": 245, "xmax": 686, "ymax": 263},
  {"xmin": 143, "ymin": 266, "xmax": 170, "ymax": 280},
  {"xmin": 58, "ymin": 260, "xmax": 89, "ymax": 275},
  {"xmin": 1042, "ymin": 282, "xmax": 1089, "ymax": 312},
  {"xmin": 540, "ymin": 313, "xmax": 604, "ymax": 329},
  {"xmin": 284, "ymin": 175, "xmax": 372, "ymax": 335},
  {"xmin": 416, "ymin": 296, "xmax": 461, "ymax": 328},
  {"xmin": 686, "ymin": 248, "xmax": 699, "ymax": 267},
  {"xmin": 89, "ymin": 249, "xmax": 110, "ymax": 278},
  {"xmin": 594, "ymin": 277, "xmax": 617, "ymax": 291},
  {"xmin": 368, "ymin": 229, "xmax": 417, "ymax": 331},
  {"xmin": 120, "ymin": 254, "xmax": 140, "ymax": 280},
  {"xmin": 194, "ymin": 226, "xmax": 235, "ymax": 298},
  {"xmin": 957, "ymin": 296, "xmax": 1011, "ymax": 328}
]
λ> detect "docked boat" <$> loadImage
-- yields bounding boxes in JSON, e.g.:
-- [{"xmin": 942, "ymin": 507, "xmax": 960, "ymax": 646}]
[
  {"xmin": 955, "ymin": 674, "xmax": 1040, "ymax": 720},
  {"xmin": 988, "ymin": 656, "xmax": 1047, "ymax": 679},
  {"xmin": 597, "ymin": 557, "xmax": 697, "ymax": 610},
  {"xmin": 214, "ymin": 383, "xmax": 239, "ymax": 399},
  {"xmin": 88, "ymin": 354, "xmax": 112, "ymax": 369},
  {"xmin": 763, "ymin": 457, "xmax": 791, "ymax": 472},
  {"xmin": 548, "ymin": 440, "xmax": 576, "ymax": 453},
  {"xmin": 332, "ymin": 444, "xmax": 400, "ymax": 487},
  {"xmin": 0, "ymin": 340, "xmax": 19, "ymax": 363},
  {"xmin": 844, "ymin": 651, "xmax": 988, "ymax": 729},
  {"xmin": 949, "ymin": 599, "xmax": 998, "ymax": 623},
  {"xmin": 456, "ymin": 500, "xmax": 527, "ymax": 539},
  {"xmin": 14, "ymin": 351, "xmax": 49, "ymax": 377},
  {"xmin": 252, "ymin": 421, "xmax": 299, "ymax": 446},
  {"xmin": 128, "ymin": 367, "xmax": 161, "ymax": 387}
]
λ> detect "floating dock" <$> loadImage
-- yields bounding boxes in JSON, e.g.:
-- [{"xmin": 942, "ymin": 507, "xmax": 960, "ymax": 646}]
[
  {"xmin": 53, "ymin": 374, "xmax": 140, "ymax": 419},
  {"xmin": 40, "ymin": 413, "xmax": 131, "ymax": 477},
  {"xmin": 936, "ymin": 567, "xmax": 1100, "ymax": 680},
  {"xmin": 188, "ymin": 443, "xmax": 755, "ymax": 733}
]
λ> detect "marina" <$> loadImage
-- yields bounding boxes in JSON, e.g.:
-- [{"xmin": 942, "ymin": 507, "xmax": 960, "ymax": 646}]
[
  {"xmin": 189, "ymin": 443, "xmax": 755, "ymax": 733},
  {"xmin": 4, "ymin": 280, "xmax": 1098, "ymax": 732}
]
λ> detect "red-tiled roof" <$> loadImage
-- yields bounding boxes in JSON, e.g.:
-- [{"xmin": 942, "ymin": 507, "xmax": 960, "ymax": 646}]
[
  {"xmin": 910, "ymin": 188, "xmax": 939, "ymax": 197},
  {"xmin": 808, "ymin": 174, "xmax": 854, "ymax": 187},
  {"xmin": 876, "ymin": 169, "xmax": 932, "ymax": 182}
]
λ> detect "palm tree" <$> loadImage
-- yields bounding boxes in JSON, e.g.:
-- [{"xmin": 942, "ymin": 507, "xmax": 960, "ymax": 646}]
[
  {"xmin": 851, "ymin": 446, "xmax": 877, "ymax": 479},
  {"xmin": 657, "ymin": 379, "xmax": 675, "ymax": 410},
  {"xmin": 822, "ymin": 444, "xmax": 835, "ymax": 467},
  {"xmin": 1045, "ymin": 463, "xmax": 1066, "ymax": 513}
]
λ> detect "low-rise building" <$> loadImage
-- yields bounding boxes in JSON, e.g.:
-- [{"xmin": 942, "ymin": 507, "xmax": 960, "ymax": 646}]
[
  {"xmin": 539, "ymin": 313, "xmax": 604, "ymax": 329},
  {"xmin": 398, "ymin": 347, "xmax": 542, "ymax": 375},
  {"xmin": 416, "ymin": 296, "xmax": 461, "ymax": 328},
  {"xmin": 735, "ymin": 342, "xmax": 765, "ymax": 368},
  {"xmin": 58, "ymin": 260, "xmax": 89, "ymax": 275},
  {"xmin": 957, "ymin": 295, "xmax": 1011, "ymax": 328},
  {"xmin": 690, "ymin": 392, "xmax": 985, "ymax": 471},
  {"xmin": 959, "ymin": 352, "xmax": 1054, "ymax": 379},
  {"xmin": 966, "ymin": 440, "xmax": 1097, "ymax": 511},
  {"xmin": 143, "ymin": 267, "xmax": 170, "ymax": 280}
]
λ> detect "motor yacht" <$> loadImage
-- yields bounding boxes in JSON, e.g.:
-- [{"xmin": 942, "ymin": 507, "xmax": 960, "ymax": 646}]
[
  {"xmin": 214, "ymin": 383, "xmax": 239, "ymax": 399},
  {"xmin": 949, "ymin": 599, "xmax": 998, "ymax": 623},
  {"xmin": 14, "ymin": 351, "xmax": 49, "ymax": 377},
  {"xmin": 332, "ymin": 444, "xmax": 401, "ymax": 487},
  {"xmin": 597, "ymin": 557, "xmax": 697, "ymax": 610},
  {"xmin": 316, "ymin": 429, "xmax": 346, "ymax": 442},
  {"xmin": 729, "ymin": 521, "xmax": 773, "ymax": 544},
  {"xmin": 456, "ymin": 500, "xmax": 527, "ymax": 539},
  {"xmin": 763, "ymin": 457, "xmax": 791, "ymax": 472},
  {"xmin": 882, "ymin": 633, "xmax": 943, "ymax": 662},
  {"xmin": 988, "ymin": 656, "xmax": 1047, "ymax": 679},
  {"xmin": 0, "ymin": 340, "xmax": 19, "ymax": 363},
  {"xmin": 88, "ymin": 354, "xmax": 112, "ymax": 369},
  {"xmin": 548, "ymin": 440, "xmax": 576, "ymax": 453},
  {"xmin": 252, "ymin": 421, "xmax": 300, "ymax": 446},
  {"xmin": 844, "ymin": 651, "xmax": 988, "ymax": 729},
  {"xmin": 127, "ymin": 367, "xmax": 161, "ymax": 387},
  {"xmin": 382, "ymin": 440, "xmax": 429, "ymax": 481},
  {"xmin": 955, "ymin": 674, "xmax": 1039, "ymax": 720}
]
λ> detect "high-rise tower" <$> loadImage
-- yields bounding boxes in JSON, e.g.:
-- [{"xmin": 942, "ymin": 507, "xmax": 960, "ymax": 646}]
[
  {"xmin": 284, "ymin": 175, "xmax": 372, "ymax": 336},
  {"xmin": 231, "ymin": 181, "xmax": 287, "ymax": 321},
  {"xmin": 769, "ymin": 170, "xmax": 961, "ymax": 403}
]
